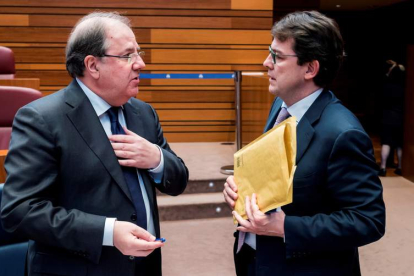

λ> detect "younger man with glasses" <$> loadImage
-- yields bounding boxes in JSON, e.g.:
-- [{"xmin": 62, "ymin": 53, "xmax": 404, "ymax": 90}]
[
  {"xmin": 1, "ymin": 12, "xmax": 188, "ymax": 276},
  {"xmin": 223, "ymin": 11, "xmax": 385, "ymax": 276}
]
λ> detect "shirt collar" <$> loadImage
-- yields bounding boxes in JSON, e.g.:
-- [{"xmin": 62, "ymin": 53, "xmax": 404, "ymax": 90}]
[
  {"xmin": 76, "ymin": 78, "xmax": 125, "ymax": 117},
  {"xmin": 76, "ymin": 78, "xmax": 111, "ymax": 117},
  {"xmin": 282, "ymin": 88, "xmax": 323, "ymax": 123}
]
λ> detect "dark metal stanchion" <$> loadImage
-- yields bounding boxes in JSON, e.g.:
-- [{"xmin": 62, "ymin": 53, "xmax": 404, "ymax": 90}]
[{"xmin": 220, "ymin": 70, "xmax": 242, "ymax": 175}]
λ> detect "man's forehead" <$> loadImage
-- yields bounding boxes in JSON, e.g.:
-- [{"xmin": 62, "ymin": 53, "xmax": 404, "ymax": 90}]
[
  {"xmin": 106, "ymin": 22, "xmax": 134, "ymax": 38},
  {"xmin": 272, "ymin": 37, "xmax": 294, "ymax": 52},
  {"xmin": 105, "ymin": 23, "xmax": 139, "ymax": 50}
]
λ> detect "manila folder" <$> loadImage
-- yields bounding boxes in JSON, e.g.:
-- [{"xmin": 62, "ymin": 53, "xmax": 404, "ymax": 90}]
[{"xmin": 234, "ymin": 116, "xmax": 297, "ymax": 222}]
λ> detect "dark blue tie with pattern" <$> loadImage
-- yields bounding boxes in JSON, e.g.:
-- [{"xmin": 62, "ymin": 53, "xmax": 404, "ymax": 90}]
[{"xmin": 107, "ymin": 107, "xmax": 147, "ymax": 229}]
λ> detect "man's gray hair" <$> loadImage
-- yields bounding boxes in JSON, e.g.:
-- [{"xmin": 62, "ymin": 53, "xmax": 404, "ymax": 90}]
[{"xmin": 65, "ymin": 12, "xmax": 131, "ymax": 78}]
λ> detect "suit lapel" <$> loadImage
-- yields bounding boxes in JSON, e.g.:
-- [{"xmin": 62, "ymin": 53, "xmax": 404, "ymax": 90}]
[
  {"xmin": 123, "ymin": 102, "xmax": 156, "ymax": 209},
  {"xmin": 64, "ymin": 80, "xmax": 133, "ymax": 203},
  {"xmin": 296, "ymin": 90, "xmax": 333, "ymax": 164},
  {"xmin": 295, "ymin": 117, "xmax": 315, "ymax": 164},
  {"xmin": 123, "ymin": 101, "xmax": 145, "ymax": 138},
  {"xmin": 264, "ymin": 91, "xmax": 333, "ymax": 164}
]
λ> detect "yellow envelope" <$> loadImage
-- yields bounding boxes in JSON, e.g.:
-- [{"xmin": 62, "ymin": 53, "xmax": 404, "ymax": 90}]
[{"xmin": 234, "ymin": 116, "xmax": 297, "ymax": 223}]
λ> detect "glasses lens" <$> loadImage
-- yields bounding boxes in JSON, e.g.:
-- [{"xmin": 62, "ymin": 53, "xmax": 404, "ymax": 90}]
[
  {"xmin": 128, "ymin": 52, "xmax": 145, "ymax": 64},
  {"xmin": 269, "ymin": 46, "xmax": 276, "ymax": 64}
]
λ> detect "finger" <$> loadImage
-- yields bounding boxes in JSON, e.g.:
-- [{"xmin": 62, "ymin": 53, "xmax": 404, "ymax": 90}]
[
  {"xmin": 114, "ymin": 150, "xmax": 132, "ymax": 159},
  {"xmin": 111, "ymin": 142, "xmax": 134, "ymax": 151},
  {"xmin": 223, "ymin": 189, "xmax": 235, "ymax": 208},
  {"xmin": 251, "ymin": 193, "xmax": 260, "ymax": 213},
  {"xmin": 109, "ymin": 134, "xmax": 135, "ymax": 143},
  {"xmin": 236, "ymin": 226, "xmax": 253, "ymax": 233},
  {"xmin": 127, "ymin": 241, "xmax": 163, "ymax": 256},
  {"xmin": 232, "ymin": 211, "xmax": 250, "ymax": 228},
  {"xmin": 133, "ymin": 239, "xmax": 164, "ymax": 250},
  {"xmin": 123, "ymin": 127, "xmax": 140, "ymax": 138},
  {"xmin": 245, "ymin": 196, "xmax": 254, "ymax": 222},
  {"xmin": 118, "ymin": 159, "xmax": 136, "ymax": 167},
  {"xmin": 226, "ymin": 176, "xmax": 238, "ymax": 192},
  {"xmin": 131, "ymin": 225, "xmax": 155, "ymax": 242},
  {"xmin": 224, "ymin": 183, "xmax": 238, "ymax": 201}
]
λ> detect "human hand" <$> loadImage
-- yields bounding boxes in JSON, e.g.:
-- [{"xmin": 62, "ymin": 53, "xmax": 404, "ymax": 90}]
[
  {"xmin": 109, "ymin": 128, "xmax": 161, "ymax": 169},
  {"xmin": 233, "ymin": 193, "xmax": 285, "ymax": 237},
  {"xmin": 113, "ymin": 221, "xmax": 164, "ymax": 257},
  {"xmin": 223, "ymin": 176, "xmax": 238, "ymax": 209}
]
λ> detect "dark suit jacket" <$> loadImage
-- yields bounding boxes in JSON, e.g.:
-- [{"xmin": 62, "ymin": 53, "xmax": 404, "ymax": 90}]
[
  {"xmin": 0, "ymin": 80, "xmax": 188, "ymax": 276},
  {"xmin": 235, "ymin": 90, "xmax": 385, "ymax": 276}
]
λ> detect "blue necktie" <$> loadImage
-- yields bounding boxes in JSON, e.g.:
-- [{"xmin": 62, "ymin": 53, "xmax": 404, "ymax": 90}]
[{"xmin": 107, "ymin": 107, "xmax": 147, "ymax": 229}]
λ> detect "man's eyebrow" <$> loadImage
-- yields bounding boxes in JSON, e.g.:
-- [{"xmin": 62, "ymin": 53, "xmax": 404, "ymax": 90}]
[
  {"xmin": 270, "ymin": 46, "xmax": 283, "ymax": 54},
  {"xmin": 122, "ymin": 46, "xmax": 140, "ymax": 53}
]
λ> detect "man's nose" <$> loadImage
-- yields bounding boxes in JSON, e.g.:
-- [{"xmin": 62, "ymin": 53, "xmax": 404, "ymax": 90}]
[
  {"xmin": 263, "ymin": 54, "xmax": 273, "ymax": 69},
  {"xmin": 133, "ymin": 60, "xmax": 145, "ymax": 70}
]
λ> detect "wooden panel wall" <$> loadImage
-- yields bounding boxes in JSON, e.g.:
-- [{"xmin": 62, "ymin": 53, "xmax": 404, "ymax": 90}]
[
  {"xmin": 0, "ymin": 0, "xmax": 273, "ymax": 142},
  {"xmin": 241, "ymin": 75, "xmax": 275, "ymax": 146}
]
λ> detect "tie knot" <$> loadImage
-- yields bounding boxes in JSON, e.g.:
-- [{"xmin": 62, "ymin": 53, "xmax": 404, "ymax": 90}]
[
  {"xmin": 274, "ymin": 107, "xmax": 290, "ymax": 126},
  {"xmin": 107, "ymin": 107, "xmax": 120, "ymax": 123}
]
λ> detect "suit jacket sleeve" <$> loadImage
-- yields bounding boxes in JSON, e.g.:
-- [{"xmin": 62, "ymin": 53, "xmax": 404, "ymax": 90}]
[
  {"xmin": 148, "ymin": 105, "xmax": 188, "ymax": 196},
  {"xmin": 284, "ymin": 129, "xmax": 386, "ymax": 256},
  {"xmin": 0, "ymin": 106, "xmax": 106, "ymax": 264}
]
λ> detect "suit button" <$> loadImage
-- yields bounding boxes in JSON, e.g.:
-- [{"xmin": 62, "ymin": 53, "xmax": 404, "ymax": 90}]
[
  {"xmin": 131, "ymin": 214, "xmax": 137, "ymax": 221},
  {"xmin": 129, "ymin": 256, "xmax": 135, "ymax": 261}
]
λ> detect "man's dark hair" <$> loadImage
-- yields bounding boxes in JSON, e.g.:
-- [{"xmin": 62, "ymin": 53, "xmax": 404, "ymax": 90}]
[
  {"xmin": 65, "ymin": 12, "xmax": 131, "ymax": 78},
  {"xmin": 272, "ymin": 11, "xmax": 345, "ymax": 87}
]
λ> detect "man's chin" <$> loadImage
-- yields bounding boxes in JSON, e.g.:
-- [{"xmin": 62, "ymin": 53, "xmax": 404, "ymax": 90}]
[
  {"xmin": 127, "ymin": 88, "xmax": 139, "ymax": 99},
  {"xmin": 268, "ymin": 85, "xmax": 278, "ymax": 96}
]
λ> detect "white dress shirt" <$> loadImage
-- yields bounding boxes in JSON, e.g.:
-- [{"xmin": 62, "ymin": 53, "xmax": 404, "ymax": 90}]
[
  {"xmin": 244, "ymin": 88, "xmax": 323, "ymax": 250},
  {"xmin": 76, "ymin": 78, "xmax": 164, "ymax": 246}
]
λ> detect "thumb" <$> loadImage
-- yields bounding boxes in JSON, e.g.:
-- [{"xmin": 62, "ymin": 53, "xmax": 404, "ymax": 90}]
[
  {"xmin": 122, "ymin": 127, "xmax": 138, "ymax": 137},
  {"xmin": 131, "ymin": 225, "xmax": 155, "ymax": 242}
]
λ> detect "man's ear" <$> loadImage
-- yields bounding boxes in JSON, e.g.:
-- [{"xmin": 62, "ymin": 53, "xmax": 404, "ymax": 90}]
[
  {"xmin": 84, "ymin": 55, "xmax": 100, "ymax": 79},
  {"xmin": 305, "ymin": 60, "xmax": 320, "ymax": 80}
]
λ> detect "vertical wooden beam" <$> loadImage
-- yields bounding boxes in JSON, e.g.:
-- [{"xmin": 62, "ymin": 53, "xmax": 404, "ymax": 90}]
[{"xmin": 402, "ymin": 45, "xmax": 414, "ymax": 182}]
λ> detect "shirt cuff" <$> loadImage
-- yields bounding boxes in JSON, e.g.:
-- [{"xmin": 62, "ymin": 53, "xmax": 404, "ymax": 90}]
[
  {"xmin": 102, "ymin": 218, "xmax": 117, "ymax": 246},
  {"xmin": 276, "ymin": 207, "xmax": 285, "ymax": 243},
  {"xmin": 148, "ymin": 145, "xmax": 164, "ymax": 183}
]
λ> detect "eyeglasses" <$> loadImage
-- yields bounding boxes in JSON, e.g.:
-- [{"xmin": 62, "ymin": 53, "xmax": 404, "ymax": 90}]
[
  {"xmin": 268, "ymin": 46, "xmax": 297, "ymax": 64},
  {"xmin": 102, "ymin": 51, "xmax": 145, "ymax": 64}
]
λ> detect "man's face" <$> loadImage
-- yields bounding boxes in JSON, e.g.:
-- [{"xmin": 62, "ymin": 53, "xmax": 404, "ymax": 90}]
[
  {"xmin": 263, "ymin": 38, "xmax": 308, "ymax": 105},
  {"xmin": 96, "ymin": 22, "xmax": 145, "ymax": 106}
]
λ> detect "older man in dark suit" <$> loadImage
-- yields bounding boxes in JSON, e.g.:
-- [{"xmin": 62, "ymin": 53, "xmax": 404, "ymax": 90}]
[
  {"xmin": 1, "ymin": 12, "xmax": 188, "ymax": 276},
  {"xmin": 223, "ymin": 11, "xmax": 385, "ymax": 276}
]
